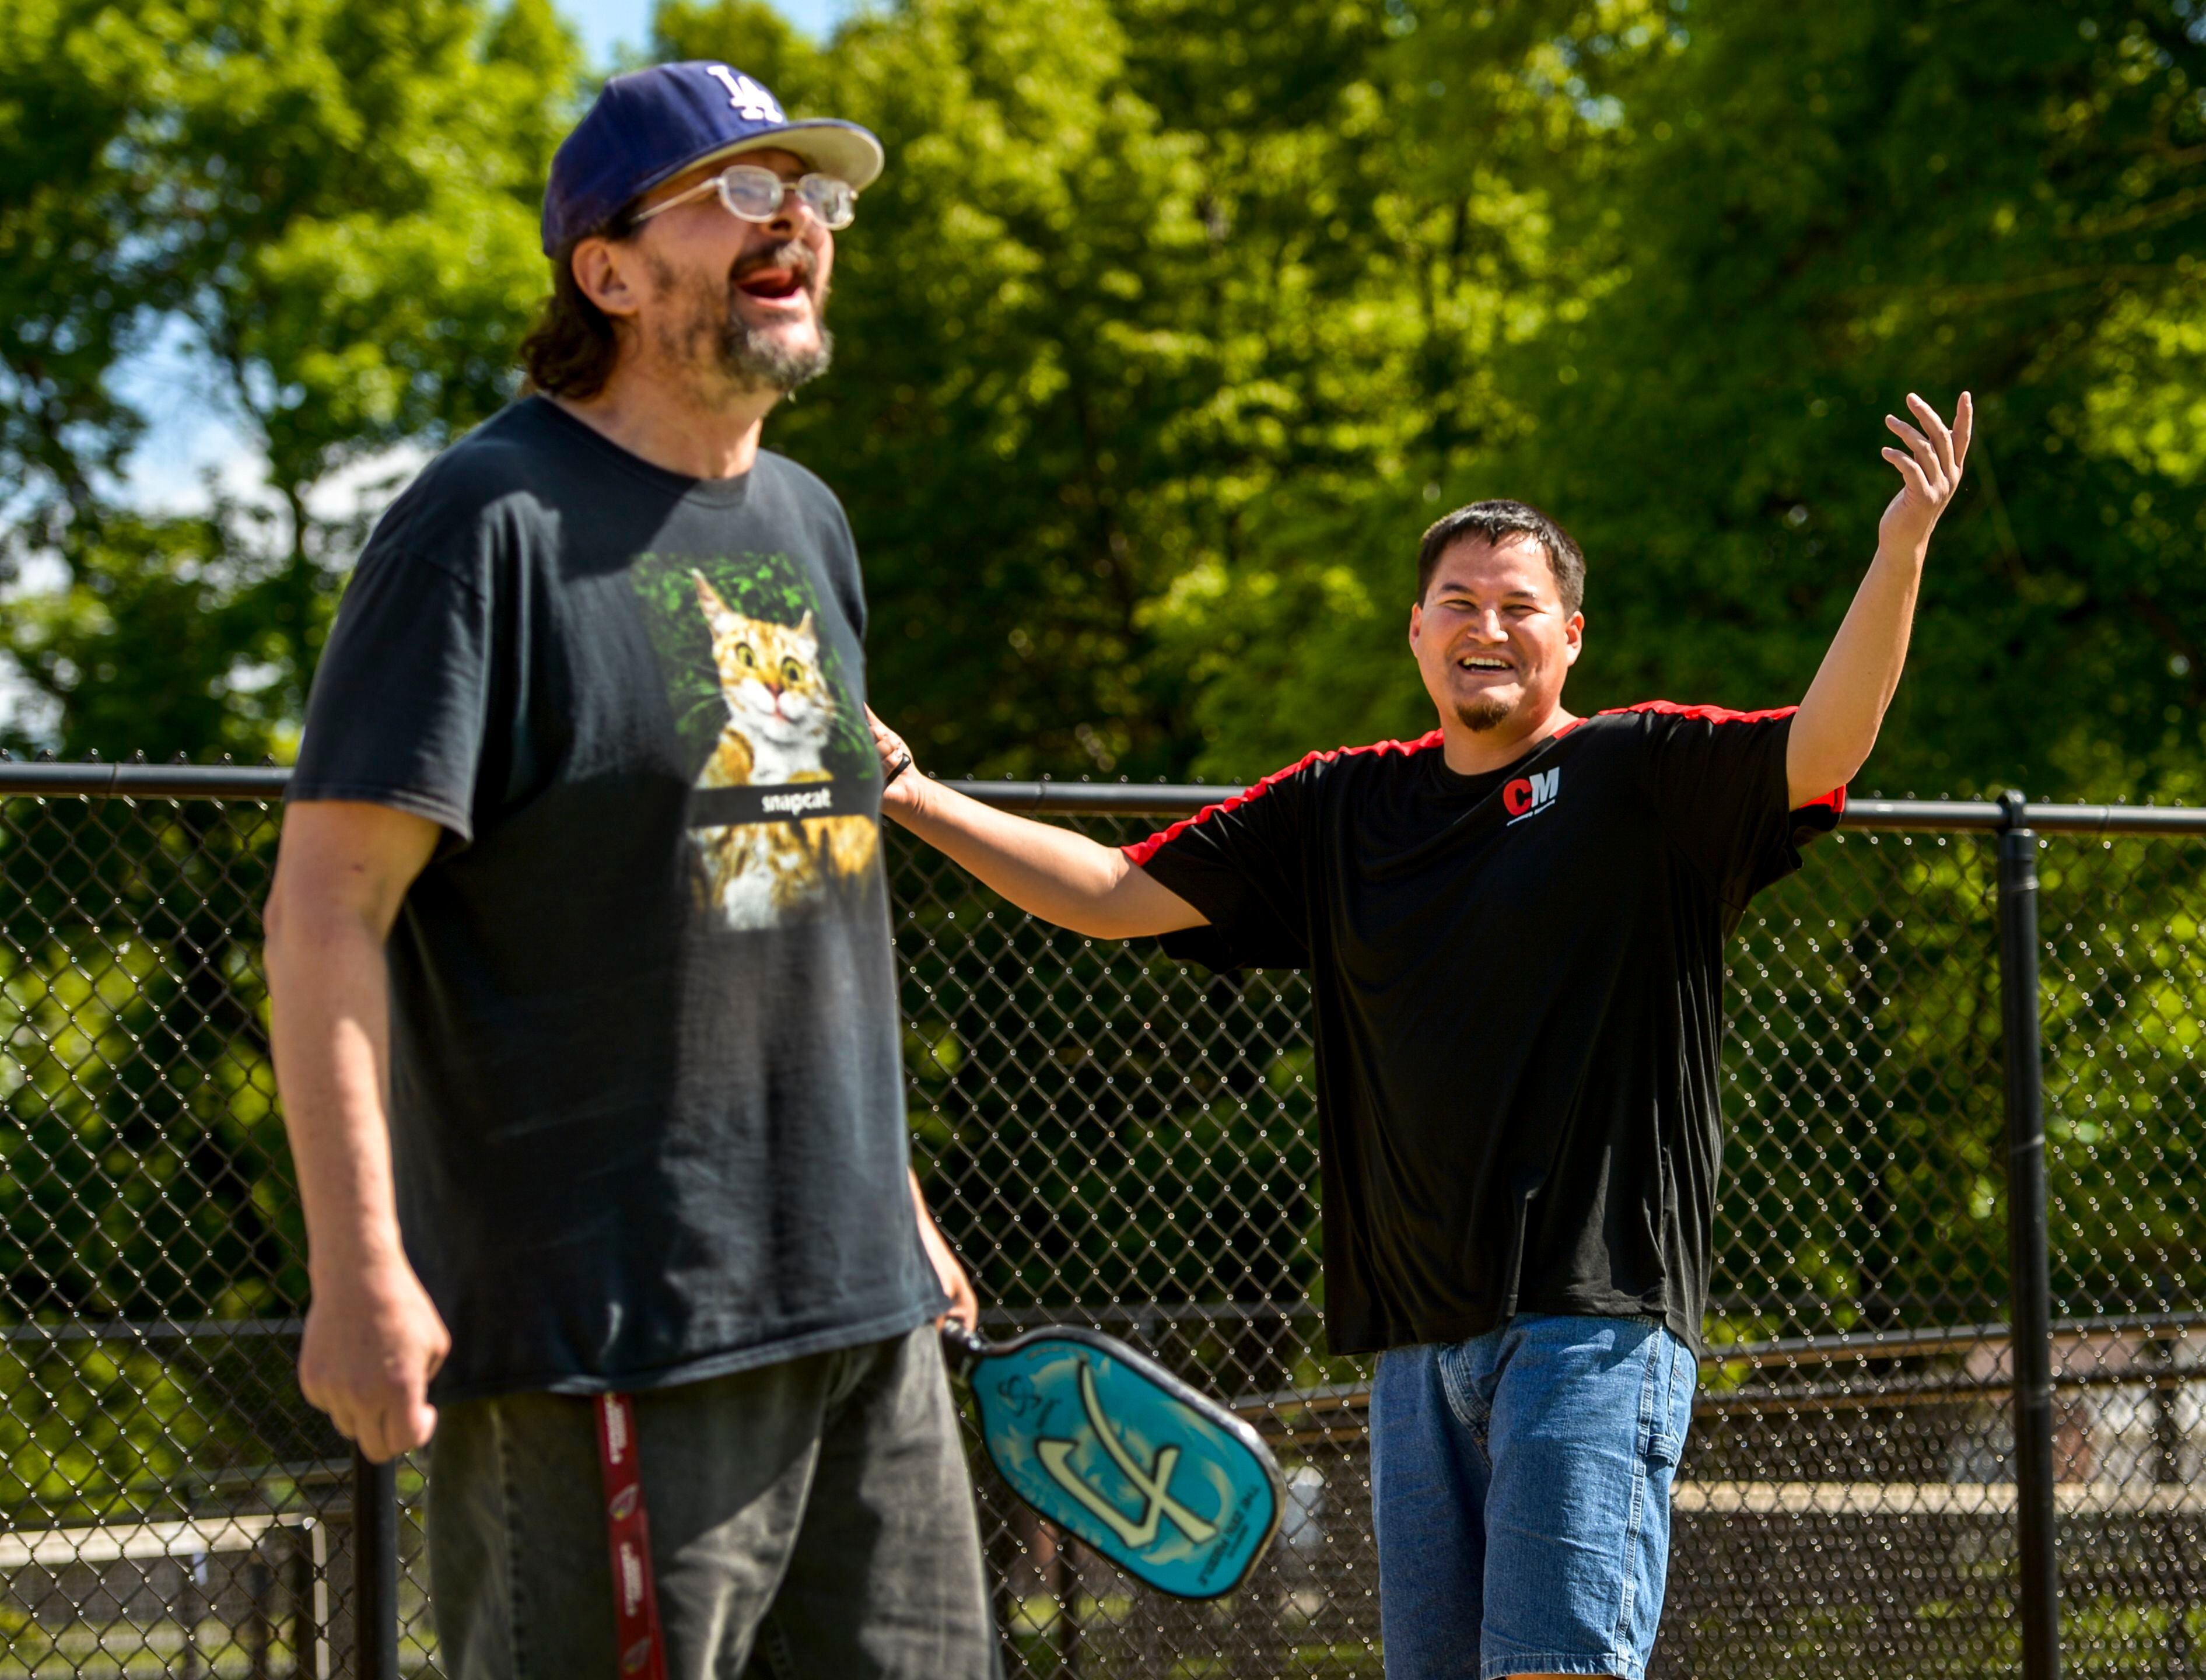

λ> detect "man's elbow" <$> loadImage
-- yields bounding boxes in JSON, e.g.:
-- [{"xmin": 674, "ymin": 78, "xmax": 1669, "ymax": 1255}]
[
  {"xmin": 261, "ymin": 873, "xmax": 302, "ymax": 985},
  {"xmin": 261, "ymin": 869, "xmax": 387, "ymax": 992},
  {"xmin": 1040, "ymin": 905, "xmax": 1147, "ymax": 943},
  {"xmin": 1081, "ymin": 912, "xmax": 1162, "ymax": 943},
  {"xmin": 1080, "ymin": 897, "xmax": 1209, "ymax": 944},
  {"xmin": 1788, "ymin": 717, "xmax": 1877, "ymax": 807},
  {"xmin": 1789, "ymin": 748, "xmax": 1864, "ymax": 811}
]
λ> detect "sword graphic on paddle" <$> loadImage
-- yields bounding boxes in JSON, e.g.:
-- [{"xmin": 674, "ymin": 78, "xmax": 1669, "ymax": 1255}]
[{"xmin": 941, "ymin": 1324, "xmax": 1286, "ymax": 1600}]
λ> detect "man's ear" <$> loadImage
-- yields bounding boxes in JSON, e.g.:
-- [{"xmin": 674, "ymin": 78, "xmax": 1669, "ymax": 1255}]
[
  {"xmin": 569, "ymin": 235, "xmax": 646, "ymax": 321},
  {"xmin": 1407, "ymin": 601, "xmax": 1424, "ymax": 653},
  {"xmin": 1564, "ymin": 610, "xmax": 1585, "ymax": 666}
]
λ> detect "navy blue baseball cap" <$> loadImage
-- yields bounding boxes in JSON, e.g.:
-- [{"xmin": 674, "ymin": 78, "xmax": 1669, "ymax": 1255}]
[{"xmin": 542, "ymin": 62, "xmax": 885, "ymax": 256}]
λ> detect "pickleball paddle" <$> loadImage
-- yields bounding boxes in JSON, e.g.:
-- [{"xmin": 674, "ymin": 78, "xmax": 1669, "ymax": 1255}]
[{"xmin": 941, "ymin": 1324, "xmax": 1285, "ymax": 1600}]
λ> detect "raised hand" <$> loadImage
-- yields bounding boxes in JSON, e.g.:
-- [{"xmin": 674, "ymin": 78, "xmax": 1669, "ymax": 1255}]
[
  {"xmin": 1879, "ymin": 391, "xmax": 1973, "ymax": 555},
  {"xmin": 1788, "ymin": 387, "xmax": 1979, "ymax": 806}
]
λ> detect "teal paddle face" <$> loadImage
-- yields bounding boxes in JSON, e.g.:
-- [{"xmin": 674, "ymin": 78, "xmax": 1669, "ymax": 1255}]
[{"xmin": 964, "ymin": 1329, "xmax": 1283, "ymax": 1599}]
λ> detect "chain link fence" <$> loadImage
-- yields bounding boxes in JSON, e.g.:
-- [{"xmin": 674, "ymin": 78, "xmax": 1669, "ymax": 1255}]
[{"xmin": 0, "ymin": 761, "xmax": 2200, "ymax": 1677}]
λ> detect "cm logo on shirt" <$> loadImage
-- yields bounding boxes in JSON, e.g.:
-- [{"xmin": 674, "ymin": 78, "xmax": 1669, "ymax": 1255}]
[{"xmin": 1503, "ymin": 769, "xmax": 1560, "ymax": 823}]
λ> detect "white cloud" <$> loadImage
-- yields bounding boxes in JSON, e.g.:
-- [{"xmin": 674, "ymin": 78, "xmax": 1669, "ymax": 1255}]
[{"xmin": 306, "ymin": 443, "xmax": 432, "ymax": 526}]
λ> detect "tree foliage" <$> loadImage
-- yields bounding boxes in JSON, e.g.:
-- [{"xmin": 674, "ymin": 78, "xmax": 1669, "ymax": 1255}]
[
  {"xmin": 1, "ymin": 0, "xmax": 579, "ymax": 760},
  {"xmin": 1491, "ymin": 1, "xmax": 2206, "ymax": 800},
  {"xmin": 7, "ymin": 0, "xmax": 2201, "ymax": 794}
]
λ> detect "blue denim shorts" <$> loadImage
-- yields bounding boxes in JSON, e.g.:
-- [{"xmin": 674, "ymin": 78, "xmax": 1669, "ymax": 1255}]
[{"xmin": 1370, "ymin": 1313, "xmax": 1698, "ymax": 1680}]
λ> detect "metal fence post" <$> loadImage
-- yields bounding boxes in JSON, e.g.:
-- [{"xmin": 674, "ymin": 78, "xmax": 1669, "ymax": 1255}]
[
  {"xmin": 1996, "ymin": 790, "xmax": 2061, "ymax": 1680},
  {"xmin": 353, "ymin": 1446, "xmax": 400, "ymax": 1680}
]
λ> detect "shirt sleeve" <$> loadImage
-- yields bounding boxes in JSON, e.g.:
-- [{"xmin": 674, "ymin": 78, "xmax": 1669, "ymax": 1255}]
[
  {"xmin": 1634, "ymin": 703, "xmax": 1845, "ymax": 909},
  {"xmin": 288, "ymin": 544, "xmax": 494, "ymax": 845},
  {"xmin": 1120, "ymin": 756, "xmax": 1319, "ymax": 971},
  {"xmin": 825, "ymin": 496, "xmax": 867, "ymax": 645}
]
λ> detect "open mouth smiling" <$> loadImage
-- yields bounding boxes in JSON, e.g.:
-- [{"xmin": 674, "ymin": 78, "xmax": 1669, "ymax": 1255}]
[
  {"xmin": 736, "ymin": 265, "xmax": 806, "ymax": 302},
  {"xmin": 1457, "ymin": 655, "xmax": 1512, "ymax": 673}
]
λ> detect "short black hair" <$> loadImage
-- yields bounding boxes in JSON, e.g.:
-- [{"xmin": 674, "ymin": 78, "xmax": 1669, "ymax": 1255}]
[{"xmin": 1416, "ymin": 499, "xmax": 1587, "ymax": 615}]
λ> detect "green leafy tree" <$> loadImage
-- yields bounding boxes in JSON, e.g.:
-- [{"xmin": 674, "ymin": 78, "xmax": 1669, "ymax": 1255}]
[
  {"xmin": 0, "ymin": 0, "xmax": 583, "ymax": 1532},
  {"xmin": 1177, "ymin": 0, "xmax": 2206, "ymax": 797},
  {"xmin": 1134, "ymin": 0, "xmax": 1662, "ymax": 774},
  {"xmin": 660, "ymin": 0, "xmax": 1622, "ymax": 778},
  {"xmin": 1, "ymin": 0, "xmax": 582, "ymax": 761},
  {"xmin": 1515, "ymin": 0, "xmax": 2206, "ymax": 802},
  {"xmin": 747, "ymin": 0, "xmax": 1225, "ymax": 777}
]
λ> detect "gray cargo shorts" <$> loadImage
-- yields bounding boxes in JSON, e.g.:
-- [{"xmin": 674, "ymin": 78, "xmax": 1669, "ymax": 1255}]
[{"xmin": 428, "ymin": 1325, "xmax": 1002, "ymax": 1679}]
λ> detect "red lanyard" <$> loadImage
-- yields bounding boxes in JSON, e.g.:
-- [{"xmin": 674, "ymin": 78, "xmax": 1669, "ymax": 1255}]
[{"xmin": 596, "ymin": 1392, "xmax": 668, "ymax": 1680}]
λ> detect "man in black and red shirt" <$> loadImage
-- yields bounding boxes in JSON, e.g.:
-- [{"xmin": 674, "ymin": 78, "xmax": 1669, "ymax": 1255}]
[{"xmin": 871, "ymin": 393, "xmax": 1972, "ymax": 1680}]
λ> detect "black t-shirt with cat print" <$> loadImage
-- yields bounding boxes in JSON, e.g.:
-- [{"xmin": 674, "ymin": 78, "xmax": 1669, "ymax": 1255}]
[
  {"xmin": 290, "ymin": 396, "xmax": 943, "ymax": 1403},
  {"xmin": 1125, "ymin": 709, "xmax": 1843, "ymax": 1358}
]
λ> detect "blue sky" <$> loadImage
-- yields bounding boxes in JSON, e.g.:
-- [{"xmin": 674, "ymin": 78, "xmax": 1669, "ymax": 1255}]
[
  {"xmin": 563, "ymin": 0, "xmax": 855, "ymax": 60},
  {"xmin": 111, "ymin": 0, "xmax": 853, "ymax": 512}
]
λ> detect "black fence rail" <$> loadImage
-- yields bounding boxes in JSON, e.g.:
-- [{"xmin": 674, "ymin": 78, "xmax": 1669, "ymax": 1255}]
[{"xmin": 0, "ymin": 760, "xmax": 2201, "ymax": 1678}]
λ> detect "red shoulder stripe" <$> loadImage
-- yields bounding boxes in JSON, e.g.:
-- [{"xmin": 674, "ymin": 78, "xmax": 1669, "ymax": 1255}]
[
  {"xmin": 1598, "ymin": 698, "xmax": 1803, "ymax": 726},
  {"xmin": 1121, "ymin": 731, "xmax": 1444, "ymax": 867},
  {"xmin": 1585, "ymin": 698, "xmax": 1846, "ymax": 818},
  {"xmin": 1546, "ymin": 699, "xmax": 1795, "ymax": 743}
]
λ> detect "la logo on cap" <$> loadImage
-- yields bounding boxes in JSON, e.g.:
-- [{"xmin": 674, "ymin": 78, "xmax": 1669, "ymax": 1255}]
[{"xmin": 705, "ymin": 64, "xmax": 784, "ymax": 123}]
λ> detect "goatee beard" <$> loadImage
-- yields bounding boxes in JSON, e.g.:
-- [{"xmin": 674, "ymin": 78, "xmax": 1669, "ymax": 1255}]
[
  {"xmin": 1455, "ymin": 694, "xmax": 1513, "ymax": 732},
  {"xmin": 650, "ymin": 247, "xmax": 834, "ymax": 396},
  {"xmin": 712, "ymin": 303, "xmax": 833, "ymax": 392}
]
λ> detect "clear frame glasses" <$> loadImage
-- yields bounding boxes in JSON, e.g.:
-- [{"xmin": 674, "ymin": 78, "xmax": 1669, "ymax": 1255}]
[{"xmin": 633, "ymin": 163, "xmax": 858, "ymax": 232}]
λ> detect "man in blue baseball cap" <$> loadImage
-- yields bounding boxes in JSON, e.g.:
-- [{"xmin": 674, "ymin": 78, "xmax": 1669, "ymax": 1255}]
[{"xmin": 265, "ymin": 62, "xmax": 1000, "ymax": 1679}]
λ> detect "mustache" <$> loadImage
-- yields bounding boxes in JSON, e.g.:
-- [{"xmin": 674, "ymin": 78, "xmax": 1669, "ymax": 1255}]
[{"xmin": 730, "ymin": 240, "xmax": 821, "ymax": 291}]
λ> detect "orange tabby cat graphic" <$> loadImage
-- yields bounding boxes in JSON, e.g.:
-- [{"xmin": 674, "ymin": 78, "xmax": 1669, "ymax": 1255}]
[{"xmin": 689, "ymin": 571, "xmax": 879, "ymax": 929}]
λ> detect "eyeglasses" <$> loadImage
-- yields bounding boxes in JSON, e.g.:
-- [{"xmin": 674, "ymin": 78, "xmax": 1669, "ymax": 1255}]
[{"xmin": 632, "ymin": 163, "xmax": 858, "ymax": 232}]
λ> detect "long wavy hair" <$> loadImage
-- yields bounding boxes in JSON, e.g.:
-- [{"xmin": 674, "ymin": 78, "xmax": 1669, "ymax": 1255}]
[{"xmin": 519, "ymin": 204, "xmax": 642, "ymax": 401}]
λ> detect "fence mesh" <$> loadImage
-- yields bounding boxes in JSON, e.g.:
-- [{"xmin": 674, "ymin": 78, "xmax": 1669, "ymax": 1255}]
[
  {"xmin": 0, "ymin": 779, "xmax": 2199, "ymax": 1677},
  {"xmin": 2034, "ymin": 834, "xmax": 2206, "ymax": 1676}
]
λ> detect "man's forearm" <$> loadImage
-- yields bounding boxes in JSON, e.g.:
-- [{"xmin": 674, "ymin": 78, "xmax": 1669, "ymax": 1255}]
[
  {"xmin": 1789, "ymin": 392, "xmax": 1971, "ymax": 806},
  {"xmin": 263, "ymin": 802, "xmax": 449, "ymax": 1460},
  {"xmin": 266, "ymin": 901, "xmax": 409, "ymax": 1279},
  {"xmin": 890, "ymin": 778, "xmax": 1204, "ymax": 939},
  {"xmin": 1787, "ymin": 538, "xmax": 1924, "ymax": 804}
]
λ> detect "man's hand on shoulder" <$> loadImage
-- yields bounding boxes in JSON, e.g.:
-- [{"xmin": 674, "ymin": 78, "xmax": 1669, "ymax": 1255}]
[
  {"xmin": 1878, "ymin": 391, "xmax": 1973, "ymax": 558},
  {"xmin": 298, "ymin": 1251, "xmax": 451, "ymax": 1462},
  {"xmin": 861, "ymin": 704, "xmax": 1206, "ymax": 939},
  {"xmin": 869, "ymin": 706, "xmax": 926, "ymax": 821}
]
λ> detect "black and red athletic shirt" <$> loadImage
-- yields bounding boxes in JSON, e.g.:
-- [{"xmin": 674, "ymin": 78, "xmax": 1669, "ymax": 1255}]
[{"xmin": 1126, "ymin": 702, "xmax": 1843, "ymax": 1356}]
